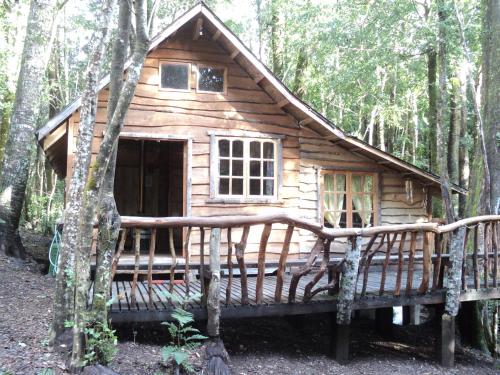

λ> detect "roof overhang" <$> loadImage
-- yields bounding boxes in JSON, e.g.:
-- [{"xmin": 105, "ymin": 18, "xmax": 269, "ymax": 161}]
[{"xmin": 37, "ymin": 2, "xmax": 466, "ymax": 195}]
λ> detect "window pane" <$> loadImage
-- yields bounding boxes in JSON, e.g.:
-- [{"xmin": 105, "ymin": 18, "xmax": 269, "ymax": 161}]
[
  {"xmin": 263, "ymin": 142, "xmax": 274, "ymax": 159},
  {"xmin": 219, "ymin": 159, "xmax": 229, "ymax": 176},
  {"xmin": 232, "ymin": 178, "xmax": 243, "ymax": 195},
  {"xmin": 364, "ymin": 175, "xmax": 373, "ymax": 192},
  {"xmin": 250, "ymin": 160, "xmax": 261, "ymax": 177},
  {"xmin": 249, "ymin": 179, "xmax": 261, "ymax": 195},
  {"xmin": 232, "ymin": 160, "xmax": 243, "ymax": 176},
  {"xmin": 339, "ymin": 212, "xmax": 347, "ymax": 228},
  {"xmin": 161, "ymin": 63, "xmax": 189, "ymax": 90},
  {"xmin": 219, "ymin": 178, "xmax": 229, "ymax": 195},
  {"xmin": 250, "ymin": 141, "xmax": 261, "ymax": 158},
  {"xmin": 352, "ymin": 212, "xmax": 363, "ymax": 228},
  {"xmin": 336, "ymin": 174, "xmax": 346, "ymax": 191},
  {"xmin": 263, "ymin": 179, "xmax": 274, "ymax": 196},
  {"xmin": 232, "ymin": 140, "xmax": 243, "ymax": 157},
  {"xmin": 198, "ymin": 66, "xmax": 224, "ymax": 92},
  {"xmin": 324, "ymin": 175, "xmax": 334, "ymax": 192},
  {"xmin": 263, "ymin": 161, "xmax": 274, "ymax": 177},
  {"xmin": 219, "ymin": 139, "xmax": 229, "ymax": 157}
]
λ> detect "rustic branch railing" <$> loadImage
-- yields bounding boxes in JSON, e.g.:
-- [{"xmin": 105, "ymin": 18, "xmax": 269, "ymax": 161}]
[{"xmin": 105, "ymin": 214, "xmax": 500, "ymax": 324}]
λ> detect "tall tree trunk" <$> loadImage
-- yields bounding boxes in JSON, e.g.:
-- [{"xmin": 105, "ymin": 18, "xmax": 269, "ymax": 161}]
[
  {"xmin": 69, "ymin": 1, "xmax": 150, "ymax": 368},
  {"xmin": 436, "ymin": 0, "xmax": 455, "ymax": 223},
  {"xmin": 458, "ymin": 66, "xmax": 469, "ymax": 218},
  {"xmin": 447, "ymin": 81, "xmax": 460, "ymax": 185},
  {"xmin": 270, "ymin": 0, "xmax": 283, "ymax": 79},
  {"xmin": 0, "ymin": 0, "xmax": 58, "ymax": 259},
  {"xmin": 427, "ymin": 48, "xmax": 438, "ymax": 173},
  {"xmin": 292, "ymin": 48, "xmax": 308, "ymax": 99},
  {"xmin": 482, "ymin": 0, "xmax": 500, "ymax": 214},
  {"xmin": 92, "ymin": 0, "xmax": 132, "ymax": 324},
  {"xmin": 49, "ymin": 0, "xmax": 116, "ymax": 347}
]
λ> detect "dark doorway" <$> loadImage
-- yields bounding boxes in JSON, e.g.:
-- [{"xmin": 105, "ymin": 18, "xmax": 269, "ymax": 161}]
[{"xmin": 114, "ymin": 138, "xmax": 184, "ymax": 254}]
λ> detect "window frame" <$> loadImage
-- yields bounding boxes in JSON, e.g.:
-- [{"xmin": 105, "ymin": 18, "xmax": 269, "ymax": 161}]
[
  {"xmin": 320, "ymin": 170, "xmax": 379, "ymax": 228},
  {"xmin": 159, "ymin": 60, "xmax": 192, "ymax": 92},
  {"xmin": 208, "ymin": 133, "xmax": 283, "ymax": 203},
  {"xmin": 195, "ymin": 63, "xmax": 227, "ymax": 95}
]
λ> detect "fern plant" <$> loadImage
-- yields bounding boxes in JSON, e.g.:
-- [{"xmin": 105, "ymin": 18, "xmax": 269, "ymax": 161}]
[{"xmin": 161, "ymin": 290, "xmax": 207, "ymax": 374}]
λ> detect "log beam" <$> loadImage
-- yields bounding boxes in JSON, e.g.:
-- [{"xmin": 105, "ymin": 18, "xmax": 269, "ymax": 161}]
[
  {"xmin": 207, "ymin": 228, "xmax": 221, "ymax": 337},
  {"xmin": 193, "ymin": 17, "xmax": 203, "ymax": 40}
]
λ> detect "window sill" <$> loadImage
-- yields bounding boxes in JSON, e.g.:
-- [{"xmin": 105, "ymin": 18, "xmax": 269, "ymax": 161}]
[{"xmin": 206, "ymin": 197, "xmax": 284, "ymax": 205}]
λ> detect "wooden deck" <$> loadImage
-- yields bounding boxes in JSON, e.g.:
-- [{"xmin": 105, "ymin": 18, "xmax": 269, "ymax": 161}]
[{"xmin": 101, "ymin": 267, "xmax": 500, "ymax": 323}]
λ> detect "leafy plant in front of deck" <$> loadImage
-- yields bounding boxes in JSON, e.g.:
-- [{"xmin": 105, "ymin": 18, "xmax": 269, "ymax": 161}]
[
  {"xmin": 83, "ymin": 320, "xmax": 118, "ymax": 366},
  {"xmin": 161, "ymin": 290, "xmax": 207, "ymax": 374}
]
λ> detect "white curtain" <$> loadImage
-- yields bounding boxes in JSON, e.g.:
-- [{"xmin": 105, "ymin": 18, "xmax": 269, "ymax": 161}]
[
  {"xmin": 351, "ymin": 175, "xmax": 373, "ymax": 227},
  {"xmin": 324, "ymin": 175, "xmax": 344, "ymax": 227}
]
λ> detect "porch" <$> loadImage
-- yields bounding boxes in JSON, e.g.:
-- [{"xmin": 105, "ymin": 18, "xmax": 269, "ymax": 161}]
[{"xmin": 94, "ymin": 213, "xmax": 500, "ymax": 366}]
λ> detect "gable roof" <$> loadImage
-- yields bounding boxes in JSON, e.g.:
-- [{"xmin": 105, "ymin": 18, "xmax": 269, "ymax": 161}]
[{"xmin": 37, "ymin": 2, "xmax": 466, "ymax": 195}]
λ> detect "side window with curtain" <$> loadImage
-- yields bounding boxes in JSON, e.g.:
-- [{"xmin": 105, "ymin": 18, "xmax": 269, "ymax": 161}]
[{"xmin": 323, "ymin": 172, "xmax": 377, "ymax": 228}]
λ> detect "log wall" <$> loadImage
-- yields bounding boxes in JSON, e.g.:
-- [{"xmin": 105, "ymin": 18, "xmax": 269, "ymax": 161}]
[{"xmin": 65, "ymin": 22, "xmax": 430, "ymax": 260}]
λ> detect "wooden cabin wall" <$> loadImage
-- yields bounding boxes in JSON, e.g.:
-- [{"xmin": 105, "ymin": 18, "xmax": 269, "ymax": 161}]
[{"xmin": 63, "ymin": 21, "xmax": 432, "ymax": 261}]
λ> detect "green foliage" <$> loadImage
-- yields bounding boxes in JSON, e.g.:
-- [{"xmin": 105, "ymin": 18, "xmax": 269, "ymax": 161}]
[
  {"xmin": 160, "ymin": 291, "xmax": 206, "ymax": 374},
  {"xmin": 83, "ymin": 320, "xmax": 118, "ymax": 366}
]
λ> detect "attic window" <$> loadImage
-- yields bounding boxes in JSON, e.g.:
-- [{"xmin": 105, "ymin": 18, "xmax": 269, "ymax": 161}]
[
  {"xmin": 160, "ymin": 62, "xmax": 190, "ymax": 90},
  {"xmin": 197, "ymin": 65, "xmax": 226, "ymax": 93}
]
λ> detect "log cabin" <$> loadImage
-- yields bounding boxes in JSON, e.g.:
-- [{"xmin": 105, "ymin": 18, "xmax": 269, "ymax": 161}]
[
  {"xmin": 38, "ymin": 3, "xmax": 463, "ymax": 263},
  {"xmin": 37, "ymin": 4, "xmax": 500, "ymax": 367}
]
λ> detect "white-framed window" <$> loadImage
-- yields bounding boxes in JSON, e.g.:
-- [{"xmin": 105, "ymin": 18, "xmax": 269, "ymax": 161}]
[
  {"xmin": 159, "ymin": 61, "xmax": 191, "ymax": 91},
  {"xmin": 213, "ymin": 137, "xmax": 279, "ymax": 199},
  {"xmin": 196, "ymin": 65, "xmax": 226, "ymax": 94}
]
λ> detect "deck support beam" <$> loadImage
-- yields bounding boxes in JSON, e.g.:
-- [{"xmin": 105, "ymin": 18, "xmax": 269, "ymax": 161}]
[
  {"xmin": 330, "ymin": 313, "xmax": 350, "ymax": 364},
  {"xmin": 207, "ymin": 228, "xmax": 221, "ymax": 337},
  {"xmin": 438, "ymin": 313, "xmax": 455, "ymax": 367},
  {"xmin": 375, "ymin": 307, "xmax": 393, "ymax": 337},
  {"xmin": 403, "ymin": 305, "xmax": 421, "ymax": 325}
]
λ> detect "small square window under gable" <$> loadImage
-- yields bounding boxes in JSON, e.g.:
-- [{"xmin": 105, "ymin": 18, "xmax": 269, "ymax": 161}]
[
  {"xmin": 160, "ymin": 62, "xmax": 190, "ymax": 90},
  {"xmin": 197, "ymin": 65, "xmax": 226, "ymax": 93}
]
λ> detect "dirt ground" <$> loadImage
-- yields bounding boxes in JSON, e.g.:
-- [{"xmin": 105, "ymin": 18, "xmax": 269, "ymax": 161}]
[{"xmin": 1, "ymin": 235, "xmax": 499, "ymax": 375}]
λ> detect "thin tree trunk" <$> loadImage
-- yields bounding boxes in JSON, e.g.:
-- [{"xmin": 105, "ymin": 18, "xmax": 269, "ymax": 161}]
[
  {"xmin": 0, "ymin": 0, "xmax": 59, "ymax": 259},
  {"xmin": 436, "ymin": 0, "xmax": 455, "ymax": 223},
  {"xmin": 92, "ymin": 0, "xmax": 132, "ymax": 324},
  {"xmin": 270, "ymin": 0, "xmax": 283, "ymax": 79},
  {"xmin": 447, "ymin": 82, "xmax": 460, "ymax": 185},
  {"xmin": 49, "ymin": 0, "xmax": 116, "ymax": 347},
  {"xmin": 69, "ymin": 1, "xmax": 150, "ymax": 368},
  {"xmin": 458, "ymin": 65, "xmax": 469, "ymax": 218}
]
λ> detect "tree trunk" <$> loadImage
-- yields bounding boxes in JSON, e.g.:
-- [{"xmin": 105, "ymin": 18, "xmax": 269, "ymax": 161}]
[
  {"xmin": 427, "ymin": 48, "xmax": 438, "ymax": 173},
  {"xmin": 447, "ymin": 82, "xmax": 459, "ymax": 185},
  {"xmin": 270, "ymin": 0, "xmax": 283, "ymax": 79},
  {"xmin": 436, "ymin": 0, "xmax": 455, "ymax": 223},
  {"xmin": 0, "ymin": 0, "xmax": 58, "ymax": 259},
  {"xmin": 482, "ymin": 0, "xmax": 500, "ymax": 214},
  {"xmin": 69, "ymin": 1, "xmax": 150, "ymax": 369},
  {"xmin": 92, "ymin": 0, "xmax": 132, "ymax": 324},
  {"xmin": 49, "ymin": 0, "xmax": 116, "ymax": 347},
  {"xmin": 458, "ymin": 66, "xmax": 469, "ymax": 218}
]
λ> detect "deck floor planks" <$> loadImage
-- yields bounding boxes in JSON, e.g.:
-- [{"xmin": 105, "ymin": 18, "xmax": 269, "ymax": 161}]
[{"xmin": 98, "ymin": 267, "xmax": 493, "ymax": 319}]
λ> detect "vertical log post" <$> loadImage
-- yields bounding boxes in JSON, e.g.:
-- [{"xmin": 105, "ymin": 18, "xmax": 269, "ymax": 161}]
[
  {"xmin": 432, "ymin": 233, "xmax": 443, "ymax": 290},
  {"xmin": 394, "ymin": 231, "xmax": 407, "ymax": 296},
  {"xmin": 333, "ymin": 235, "xmax": 361, "ymax": 364},
  {"xmin": 225, "ymin": 228, "xmax": 233, "ymax": 305},
  {"xmin": 110, "ymin": 228, "xmax": 127, "ymax": 285},
  {"xmin": 207, "ymin": 228, "xmax": 221, "ymax": 338},
  {"xmin": 199, "ymin": 227, "xmax": 206, "ymax": 305},
  {"xmin": 438, "ymin": 313, "xmax": 455, "ymax": 367},
  {"xmin": 184, "ymin": 226, "xmax": 192, "ymax": 296},
  {"xmin": 131, "ymin": 228, "xmax": 141, "ymax": 306},
  {"xmin": 256, "ymin": 224, "xmax": 272, "ymax": 304},
  {"xmin": 168, "ymin": 228, "xmax": 176, "ymax": 293},
  {"xmin": 275, "ymin": 225, "xmax": 294, "ymax": 302},
  {"xmin": 235, "ymin": 226, "xmax": 250, "ymax": 305},
  {"xmin": 473, "ymin": 225, "xmax": 480, "ymax": 288},
  {"xmin": 147, "ymin": 228, "xmax": 157, "ymax": 308},
  {"xmin": 405, "ymin": 232, "xmax": 417, "ymax": 295},
  {"xmin": 493, "ymin": 222, "xmax": 498, "ymax": 287},
  {"xmin": 418, "ymin": 230, "xmax": 431, "ymax": 294}
]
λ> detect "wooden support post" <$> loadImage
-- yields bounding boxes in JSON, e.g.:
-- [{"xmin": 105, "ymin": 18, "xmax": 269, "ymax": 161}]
[
  {"xmin": 207, "ymin": 228, "xmax": 221, "ymax": 338},
  {"xmin": 375, "ymin": 307, "xmax": 393, "ymax": 337},
  {"xmin": 147, "ymin": 228, "xmax": 157, "ymax": 308},
  {"xmin": 256, "ymin": 224, "xmax": 272, "ymax": 304},
  {"xmin": 445, "ymin": 227, "xmax": 466, "ymax": 316},
  {"xmin": 438, "ymin": 313, "xmax": 455, "ymax": 367},
  {"xmin": 331, "ymin": 313, "xmax": 350, "ymax": 365},
  {"xmin": 403, "ymin": 305, "xmax": 421, "ymax": 325},
  {"xmin": 131, "ymin": 228, "xmax": 141, "ymax": 306},
  {"xmin": 337, "ymin": 235, "xmax": 361, "ymax": 325}
]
